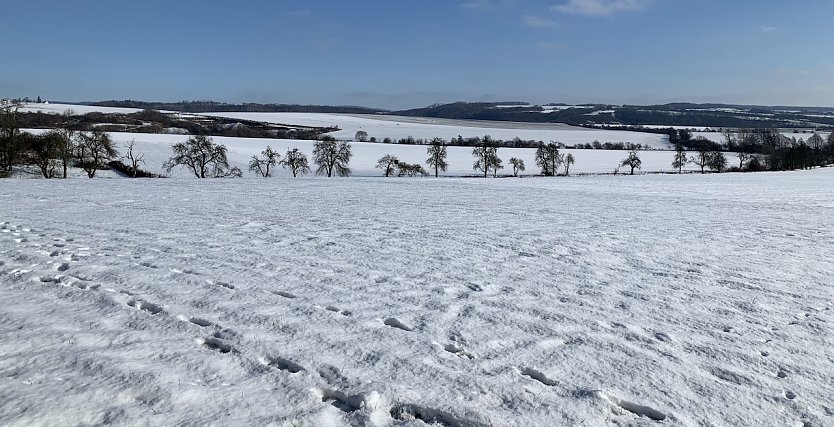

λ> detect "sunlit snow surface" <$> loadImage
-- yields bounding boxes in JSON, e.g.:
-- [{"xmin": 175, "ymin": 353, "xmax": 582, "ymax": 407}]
[{"xmin": 1, "ymin": 171, "xmax": 833, "ymax": 426}]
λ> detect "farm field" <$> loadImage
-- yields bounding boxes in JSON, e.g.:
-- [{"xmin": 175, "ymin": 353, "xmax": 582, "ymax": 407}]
[{"xmin": 1, "ymin": 170, "xmax": 832, "ymax": 426}]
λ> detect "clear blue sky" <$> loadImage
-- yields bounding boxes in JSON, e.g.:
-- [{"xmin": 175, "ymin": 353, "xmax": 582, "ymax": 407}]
[{"xmin": 2, "ymin": 0, "xmax": 832, "ymax": 109}]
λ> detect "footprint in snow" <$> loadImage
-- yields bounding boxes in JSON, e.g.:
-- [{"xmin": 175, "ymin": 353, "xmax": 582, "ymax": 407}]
[
  {"xmin": 127, "ymin": 299, "xmax": 164, "ymax": 315},
  {"xmin": 260, "ymin": 355, "xmax": 304, "ymax": 373},
  {"xmin": 201, "ymin": 337, "xmax": 234, "ymax": 354},
  {"xmin": 206, "ymin": 279, "xmax": 234, "ymax": 290},
  {"xmin": 384, "ymin": 317, "xmax": 413, "ymax": 332},
  {"xmin": 274, "ymin": 291, "xmax": 296, "ymax": 299},
  {"xmin": 444, "ymin": 343, "xmax": 474, "ymax": 360},
  {"xmin": 520, "ymin": 367, "xmax": 558, "ymax": 386},
  {"xmin": 325, "ymin": 306, "xmax": 352, "ymax": 316}
]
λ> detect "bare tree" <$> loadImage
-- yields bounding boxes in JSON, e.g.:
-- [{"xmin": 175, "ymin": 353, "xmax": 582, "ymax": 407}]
[
  {"xmin": 721, "ymin": 128, "xmax": 736, "ymax": 150},
  {"xmin": 689, "ymin": 139, "xmax": 713, "ymax": 174},
  {"xmin": 313, "ymin": 135, "xmax": 352, "ymax": 177},
  {"xmin": 709, "ymin": 150, "xmax": 728, "ymax": 173},
  {"xmin": 672, "ymin": 143, "xmax": 687, "ymax": 173},
  {"xmin": 77, "ymin": 130, "xmax": 118, "ymax": 178},
  {"xmin": 31, "ymin": 131, "xmax": 64, "ymax": 178},
  {"xmin": 123, "ymin": 139, "xmax": 145, "ymax": 178},
  {"xmin": 472, "ymin": 136, "xmax": 498, "ymax": 178},
  {"xmin": 426, "ymin": 137, "xmax": 448, "ymax": 177},
  {"xmin": 564, "ymin": 153, "xmax": 575, "ymax": 175},
  {"xmin": 397, "ymin": 162, "xmax": 429, "ymax": 177},
  {"xmin": 248, "ymin": 146, "xmax": 280, "ymax": 177},
  {"xmin": 509, "ymin": 157, "xmax": 525, "ymax": 177},
  {"xmin": 620, "ymin": 150, "xmax": 641, "ymax": 175},
  {"xmin": 376, "ymin": 154, "xmax": 399, "ymax": 177},
  {"xmin": 281, "ymin": 148, "xmax": 310, "ymax": 177},
  {"xmin": 355, "ymin": 130, "xmax": 369, "ymax": 142},
  {"xmin": 59, "ymin": 109, "xmax": 77, "ymax": 179},
  {"xmin": 0, "ymin": 104, "xmax": 22, "ymax": 174},
  {"xmin": 535, "ymin": 143, "xmax": 561, "ymax": 176},
  {"xmin": 807, "ymin": 133, "xmax": 824, "ymax": 150},
  {"xmin": 164, "ymin": 135, "xmax": 241, "ymax": 178},
  {"xmin": 490, "ymin": 152, "xmax": 503, "ymax": 177}
]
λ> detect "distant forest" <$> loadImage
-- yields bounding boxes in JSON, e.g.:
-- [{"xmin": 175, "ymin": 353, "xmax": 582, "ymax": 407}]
[
  {"xmin": 393, "ymin": 102, "xmax": 834, "ymax": 129},
  {"xmin": 89, "ymin": 100, "xmax": 383, "ymax": 115}
]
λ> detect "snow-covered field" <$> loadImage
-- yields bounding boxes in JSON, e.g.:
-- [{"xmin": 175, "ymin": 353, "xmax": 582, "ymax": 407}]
[
  {"xmin": 1, "ymin": 171, "xmax": 832, "ymax": 426},
  {"xmin": 204, "ymin": 112, "xmax": 672, "ymax": 149},
  {"xmin": 83, "ymin": 131, "xmax": 714, "ymax": 178}
]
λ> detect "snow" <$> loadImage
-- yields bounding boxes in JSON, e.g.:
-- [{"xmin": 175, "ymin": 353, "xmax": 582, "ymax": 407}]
[
  {"xmin": 202, "ymin": 112, "xmax": 672, "ymax": 149},
  {"xmin": 88, "ymin": 131, "xmax": 714, "ymax": 177},
  {"xmin": 1, "ymin": 170, "xmax": 833, "ymax": 425},
  {"xmin": 18, "ymin": 102, "xmax": 144, "ymax": 115}
]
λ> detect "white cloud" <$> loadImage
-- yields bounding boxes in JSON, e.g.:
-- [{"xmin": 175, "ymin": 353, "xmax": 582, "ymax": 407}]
[
  {"xmin": 522, "ymin": 15, "xmax": 557, "ymax": 28},
  {"xmin": 551, "ymin": 0, "xmax": 651, "ymax": 16}
]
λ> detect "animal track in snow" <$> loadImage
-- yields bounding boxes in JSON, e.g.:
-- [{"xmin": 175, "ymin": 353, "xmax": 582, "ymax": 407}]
[
  {"xmin": 384, "ymin": 317, "xmax": 413, "ymax": 332},
  {"xmin": 127, "ymin": 299, "xmax": 164, "ymax": 315},
  {"xmin": 138, "ymin": 261, "xmax": 158, "ymax": 269},
  {"xmin": 260, "ymin": 355, "xmax": 304, "ymax": 373},
  {"xmin": 520, "ymin": 367, "xmax": 558, "ymax": 386},
  {"xmin": 443, "ymin": 343, "xmax": 474, "ymax": 360},
  {"xmin": 201, "ymin": 337, "xmax": 234, "ymax": 354},
  {"xmin": 785, "ymin": 391, "xmax": 797, "ymax": 400}
]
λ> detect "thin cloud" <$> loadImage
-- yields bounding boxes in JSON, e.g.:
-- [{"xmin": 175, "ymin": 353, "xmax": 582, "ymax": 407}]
[
  {"xmin": 551, "ymin": 0, "xmax": 651, "ymax": 16},
  {"xmin": 522, "ymin": 15, "xmax": 558, "ymax": 28},
  {"xmin": 760, "ymin": 26, "xmax": 778, "ymax": 33}
]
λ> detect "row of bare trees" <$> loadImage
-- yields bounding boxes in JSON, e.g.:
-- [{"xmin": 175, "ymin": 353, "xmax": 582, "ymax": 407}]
[
  {"xmin": 1, "ymin": 105, "xmax": 123, "ymax": 178},
  {"xmin": 166, "ymin": 135, "xmax": 353, "ymax": 178}
]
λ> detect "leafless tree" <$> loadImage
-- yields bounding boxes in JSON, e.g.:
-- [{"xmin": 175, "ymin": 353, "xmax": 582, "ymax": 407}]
[
  {"xmin": 77, "ymin": 130, "xmax": 118, "ymax": 178},
  {"xmin": 689, "ymin": 139, "xmax": 713, "ymax": 174},
  {"xmin": 397, "ymin": 162, "xmax": 428, "ymax": 177},
  {"xmin": 721, "ymin": 128, "xmax": 735, "ymax": 149},
  {"xmin": 564, "ymin": 153, "xmax": 575, "ymax": 175},
  {"xmin": 620, "ymin": 150, "xmax": 641, "ymax": 175},
  {"xmin": 672, "ymin": 144, "xmax": 687, "ymax": 173},
  {"xmin": 313, "ymin": 136, "xmax": 352, "ymax": 177},
  {"xmin": 509, "ymin": 157, "xmax": 525, "ymax": 177},
  {"xmin": 281, "ymin": 148, "xmax": 310, "ymax": 177},
  {"xmin": 355, "ymin": 130, "xmax": 369, "ymax": 142},
  {"xmin": 426, "ymin": 137, "xmax": 448, "ymax": 177},
  {"xmin": 59, "ymin": 109, "xmax": 78, "ymax": 178},
  {"xmin": 0, "ymin": 104, "xmax": 22, "ymax": 174},
  {"xmin": 248, "ymin": 146, "xmax": 280, "ymax": 177},
  {"xmin": 376, "ymin": 154, "xmax": 399, "ymax": 177},
  {"xmin": 807, "ymin": 133, "xmax": 824, "ymax": 150},
  {"xmin": 164, "ymin": 135, "xmax": 241, "ymax": 178},
  {"xmin": 472, "ymin": 135, "xmax": 499, "ymax": 178},
  {"xmin": 31, "ymin": 131, "xmax": 64, "ymax": 178},
  {"xmin": 123, "ymin": 139, "xmax": 146, "ymax": 177},
  {"xmin": 535, "ymin": 143, "xmax": 560, "ymax": 176}
]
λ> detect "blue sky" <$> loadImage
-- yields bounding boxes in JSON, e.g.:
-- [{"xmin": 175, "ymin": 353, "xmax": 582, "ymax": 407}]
[{"xmin": 1, "ymin": 0, "xmax": 832, "ymax": 109}]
